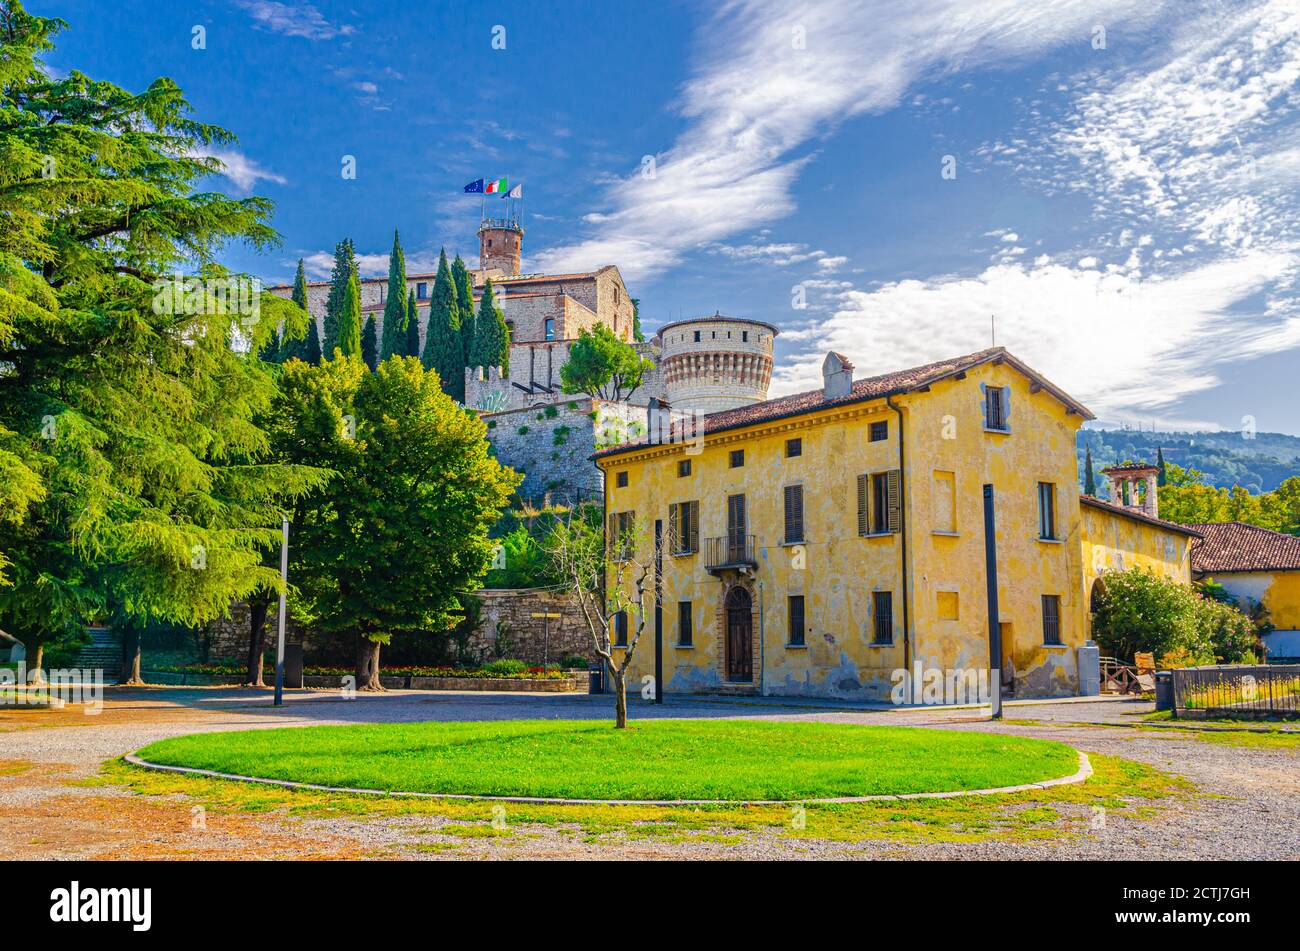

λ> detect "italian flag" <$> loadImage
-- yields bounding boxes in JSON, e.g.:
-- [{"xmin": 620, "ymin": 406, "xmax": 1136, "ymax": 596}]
[{"xmin": 484, "ymin": 177, "xmax": 507, "ymax": 194}]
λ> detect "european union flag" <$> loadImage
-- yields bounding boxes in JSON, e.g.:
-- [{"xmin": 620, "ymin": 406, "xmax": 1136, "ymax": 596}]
[{"xmin": 464, "ymin": 178, "xmax": 484, "ymax": 193}]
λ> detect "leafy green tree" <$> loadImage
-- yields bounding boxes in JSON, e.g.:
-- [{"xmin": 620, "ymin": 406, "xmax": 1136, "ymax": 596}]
[
  {"xmin": 268, "ymin": 356, "xmax": 519, "ymax": 689},
  {"xmin": 333, "ymin": 269, "xmax": 362, "ymax": 359},
  {"xmin": 258, "ymin": 327, "xmax": 282, "ymax": 364},
  {"xmin": 322, "ymin": 238, "xmax": 356, "ymax": 356},
  {"xmin": 0, "ymin": 2, "xmax": 326, "ymax": 677},
  {"xmin": 380, "ymin": 229, "xmax": 407, "ymax": 361},
  {"xmin": 560, "ymin": 324, "xmax": 654, "ymax": 402},
  {"xmin": 452, "ymin": 253, "xmax": 475, "ymax": 364},
  {"xmin": 1090, "ymin": 569, "xmax": 1205, "ymax": 663},
  {"xmin": 421, "ymin": 249, "xmax": 464, "ymax": 400},
  {"xmin": 361, "ymin": 314, "xmax": 378, "ymax": 370},
  {"xmin": 470, "ymin": 279, "xmax": 510, "ymax": 374},
  {"xmin": 405, "ymin": 290, "xmax": 420, "ymax": 358}
]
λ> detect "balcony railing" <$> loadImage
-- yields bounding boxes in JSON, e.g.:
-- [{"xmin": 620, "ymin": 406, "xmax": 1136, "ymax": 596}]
[{"xmin": 704, "ymin": 535, "xmax": 757, "ymax": 574}]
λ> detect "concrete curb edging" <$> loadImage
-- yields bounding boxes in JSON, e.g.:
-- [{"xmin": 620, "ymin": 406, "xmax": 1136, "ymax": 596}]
[{"xmin": 122, "ymin": 750, "xmax": 1092, "ymax": 807}]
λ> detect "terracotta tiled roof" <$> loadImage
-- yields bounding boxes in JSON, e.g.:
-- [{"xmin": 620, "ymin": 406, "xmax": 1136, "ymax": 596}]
[
  {"xmin": 593, "ymin": 347, "xmax": 1094, "ymax": 460},
  {"xmin": 1187, "ymin": 521, "xmax": 1300, "ymax": 573},
  {"xmin": 1079, "ymin": 496, "xmax": 1202, "ymax": 537}
]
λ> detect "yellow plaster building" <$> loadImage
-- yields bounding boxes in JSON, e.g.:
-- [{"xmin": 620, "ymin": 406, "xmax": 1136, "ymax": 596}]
[
  {"xmin": 593, "ymin": 347, "xmax": 1202, "ymax": 701},
  {"xmin": 1188, "ymin": 521, "xmax": 1300, "ymax": 663}
]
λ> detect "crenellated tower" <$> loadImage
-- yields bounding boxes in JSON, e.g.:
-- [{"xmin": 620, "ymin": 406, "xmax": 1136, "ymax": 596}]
[{"xmin": 478, "ymin": 213, "xmax": 523, "ymax": 276}]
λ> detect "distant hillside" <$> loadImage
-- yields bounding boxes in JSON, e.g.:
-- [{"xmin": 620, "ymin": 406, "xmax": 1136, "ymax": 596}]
[{"xmin": 1077, "ymin": 429, "xmax": 1300, "ymax": 493}]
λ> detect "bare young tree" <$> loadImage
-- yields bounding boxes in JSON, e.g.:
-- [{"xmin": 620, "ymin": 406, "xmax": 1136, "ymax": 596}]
[{"xmin": 544, "ymin": 504, "xmax": 658, "ymax": 728}]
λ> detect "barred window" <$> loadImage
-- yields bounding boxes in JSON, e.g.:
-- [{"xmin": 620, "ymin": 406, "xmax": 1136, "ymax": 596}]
[
  {"xmin": 873, "ymin": 592, "xmax": 894, "ymax": 644},
  {"xmin": 1042, "ymin": 595, "xmax": 1062, "ymax": 646}
]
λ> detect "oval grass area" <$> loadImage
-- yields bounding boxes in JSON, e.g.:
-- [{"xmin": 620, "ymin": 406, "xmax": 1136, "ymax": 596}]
[{"xmin": 135, "ymin": 720, "xmax": 1079, "ymax": 802}]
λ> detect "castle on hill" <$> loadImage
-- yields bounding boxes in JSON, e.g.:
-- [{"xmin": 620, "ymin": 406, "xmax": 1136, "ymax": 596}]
[{"xmin": 269, "ymin": 213, "xmax": 778, "ymax": 500}]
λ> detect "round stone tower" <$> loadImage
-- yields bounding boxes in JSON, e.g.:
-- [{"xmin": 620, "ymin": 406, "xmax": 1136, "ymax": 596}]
[
  {"xmin": 658, "ymin": 313, "xmax": 778, "ymax": 415},
  {"xmin": 478, "ymin": 215, "xmax": 523, "ymax": 276}
]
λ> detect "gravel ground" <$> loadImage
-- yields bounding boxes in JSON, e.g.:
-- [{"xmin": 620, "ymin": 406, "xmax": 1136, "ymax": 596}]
[{"xmin": 2, "ymin": 687, "xmax": 1297, "ymax": 860}]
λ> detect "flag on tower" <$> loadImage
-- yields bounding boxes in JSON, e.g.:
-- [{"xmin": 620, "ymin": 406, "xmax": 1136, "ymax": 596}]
[
  {"xmin": 463, "ymin": 178, "xmax": 484, "ymax": 193},
  {"xmin": 505, "ymin": 182, "xmax": 522, "ymax": 199},
  {"xmin": 484, "ymin": 177, "xmax": 508, "ymax": 194}
]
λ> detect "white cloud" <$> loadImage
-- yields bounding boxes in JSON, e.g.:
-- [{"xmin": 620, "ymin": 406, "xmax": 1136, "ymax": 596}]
[
  {"xmin": 200, "ymin": 148, "xmax": 287, "ymax": 194},
  {"xmin": 236, "ymin": 1, "xmax": 354, "ymax": 41},
  {"xmin": 773, "ymin": 250, "xmax": 1300, "ymax": 417},
  {"xmin": 530, "ymin": 0, "xmax": 1162, "ymax": 281}
]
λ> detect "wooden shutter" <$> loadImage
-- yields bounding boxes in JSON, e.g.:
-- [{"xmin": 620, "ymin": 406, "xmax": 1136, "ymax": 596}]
[
  {"xmin": 688, "ymin": 500, "xmax": 699, "ymax": 553},
  {"xmin": 668, "ymin": 503, "xmax": 679, "ymax": 553},
  {"xmin": 856, "ymin": 474, "xmax": 869, "ymax": 536},
  {"xmin": 784, "ymin": 484, "xmax": 803, "ymax": 544},
  {"xmin": 886, "ymin": 469, "xmax": 902, "ymax": 534}
]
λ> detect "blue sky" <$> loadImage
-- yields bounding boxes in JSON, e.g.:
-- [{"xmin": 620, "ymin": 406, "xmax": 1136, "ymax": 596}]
[{"xmin": 39, "ymin": 0, "xmax": 1300, "ymax": 433}]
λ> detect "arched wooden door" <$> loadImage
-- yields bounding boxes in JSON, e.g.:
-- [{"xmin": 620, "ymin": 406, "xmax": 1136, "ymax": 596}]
[{"xmin": 725, "ymin": 586, "xmax": 753, "ymax": 683}]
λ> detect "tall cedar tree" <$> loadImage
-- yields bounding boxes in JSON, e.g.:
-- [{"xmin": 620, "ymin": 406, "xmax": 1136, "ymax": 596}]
[
  {"xmin": 1157, "ymin": 446, "xmax": 1168, "ymax": 487},
  {"xmin": 0, "ymin": 2, "xmax": 328, "ymax": 676},
  {"xmin": 269, "ymin": 357, "xmax": 519, "ymax": 689},
  {"xmin": 421, "ymin": 250, "xmax": 464, "ymax": 400},
  {"xmin": 334, "ymin": 269, "xmax": 363, "ymax": 359},
  {"xmin": 361, "ymin": 315, "xmax": 378, "ymax": 369},
  {"xmin": 471, "ymin": 279, "xmax": 510, "ymax": 374},
  {"xmin": 380, "ymin": 229, "xmax": 407, "ymax": 361},
  {"xmin": 1084, "ymin": 445, "xmax": 1097, "ymax": 496},
  {"xmin": 452, "ymin": 253, "xmax": 475, "ymax": 365},
  {"xmin": 322, "ymin": 238, "xmax": 355, "ymax": 356},
  {"xmin": 631, "ymin": 297, "xmax": 644, "ymax": 342},
  {"xmin": 405, "ymin": 290, "xmax": 420, "ymax": 357}
]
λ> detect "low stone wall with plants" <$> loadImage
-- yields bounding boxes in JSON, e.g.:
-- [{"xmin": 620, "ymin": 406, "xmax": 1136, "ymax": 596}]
[{"xmin": 143, "ymin": 661, "xmax": 587, "ymax": 692}]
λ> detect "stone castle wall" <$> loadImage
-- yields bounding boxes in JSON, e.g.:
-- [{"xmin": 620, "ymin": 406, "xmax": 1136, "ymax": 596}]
[{"xmin": 474, "ymin": 588, "xmax": 595, "ymax": 666}]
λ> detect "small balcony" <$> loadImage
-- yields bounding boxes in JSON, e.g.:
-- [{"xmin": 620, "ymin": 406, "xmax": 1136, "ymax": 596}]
[{"xmin": 704, "ymin": 535, "xmax": 757, "ymax": 575}]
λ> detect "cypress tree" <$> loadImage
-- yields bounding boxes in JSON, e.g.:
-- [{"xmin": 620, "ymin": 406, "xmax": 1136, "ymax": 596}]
[
  {"xmin": 421, "ymin": 249, "xmax": 464, "ymax": 400},
  {"xmin": 281, "ymin": 257, "xmax": 312, "ymax": 361},
  {"xmin": 452, "ymin": 253, "xmax": 476, "ymax": 364},
  {"xmin": 631, "ymin": 297, "xmax": 644, "ymax": 342},
  {"xmin": 471, "ymin": 279, "xmax": 510, "ymax": 375},
  {"xmin": 335, "ymin": 270, "xmax": 363, "ymax": 359},
  {"xmin": 323, "ymin": 238, "xmax": 356, "ymax": 356},
  {"xmin": 1157, "ymin": 447, "xmax": 1167, "ymax": 487},
  {"xmin": 405, "ymin": 290, "xmax": 420, "ymax": 358},
  {"xmin": 301, "ymin": 319, "xmax": 322, "ymax": 365},
  {"xmin": 258, "ymin": 328, "xmax": 282, "ymax": 364},
  {"xmin": 362, "ymin": 314, "xmax": 379, "ymax": 370},
  {"xmin": 380, "ymin": 230, "xmax": 408, "ymax": 361},
  {"xmin": 1084, "ymin": 445, "xmax": 1096, "ymax": 496}
]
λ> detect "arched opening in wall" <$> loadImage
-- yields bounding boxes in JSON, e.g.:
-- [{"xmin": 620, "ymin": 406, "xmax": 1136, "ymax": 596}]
[
  {"xmin": 1089, "ymin": 576, "xmax": 1107, "ymax": 637},
  {"xmin": 724, "ymin": 585, "xmax": 753, "ymax": 684}
]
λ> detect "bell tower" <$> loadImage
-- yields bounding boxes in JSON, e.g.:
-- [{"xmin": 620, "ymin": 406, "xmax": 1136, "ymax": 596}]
[{"xmin": 477, "ymin": 213, "xmax": 524, "ymax": 276}]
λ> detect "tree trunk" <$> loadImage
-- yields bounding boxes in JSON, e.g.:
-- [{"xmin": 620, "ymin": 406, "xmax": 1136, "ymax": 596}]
[
  {"xmin": 29, "ymin": 642, "xmax": 44, "ymax": 682},
  {"xmin": 611, "ymin": 668, "xmax": 627, "ymax": 728},
  {"xmin": 120, "ymin": 627, "xmax": 144, "ymax": 686},
  {"xmin": 355, "ymin": 637, "xmax": 384, "ymax": 692},
  {"xmin": 245, "ymin": 600, "xmax": 269, "ymax": 687}
]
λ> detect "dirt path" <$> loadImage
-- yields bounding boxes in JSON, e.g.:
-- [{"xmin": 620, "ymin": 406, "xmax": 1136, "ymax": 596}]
[{"xmin": 3, "ymin": 687, "xmax": 1296, "ymax": 860}]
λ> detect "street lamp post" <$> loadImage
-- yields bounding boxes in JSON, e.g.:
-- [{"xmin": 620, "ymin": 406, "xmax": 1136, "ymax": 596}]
[{"xmin": 274, "ymin": 515, "xmax": 289, "ymax": 707}]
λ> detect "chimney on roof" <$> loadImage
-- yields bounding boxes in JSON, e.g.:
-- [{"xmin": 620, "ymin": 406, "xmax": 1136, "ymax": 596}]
[
  {"xmin": 647, "ymin": 396, "xmax": 671, "ymax": 445},
  {"xmin": 822, "ymin": 352, "xmax": 854, "ymax": 400}
]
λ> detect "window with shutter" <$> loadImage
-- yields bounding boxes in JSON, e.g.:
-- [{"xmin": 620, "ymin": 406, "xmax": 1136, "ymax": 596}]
[
  {"xmin": 614, "ymin": 610, "xmax": 629, "ymax": 647},
  {"xmin": 783, "ymin": 484, "xmax": 804, "ymax": 544},
  {"xmin": 787, "ymin": 595, "xmax": 805, "ymax": 646},
  {"xmin": 856, "ymin": 474, "xmax": 869, "ymax": 536},
  {"xmin": 1038, "ymin": 482, "xmax": 1057, "ymax": 540},
  {"xmin": 886, "ymin": 469, "xmax": 902, "ymax": 533},
  {"xmin": 687, "ymin": 500, "xmax": 699, "ymax": 553},
  {"xmin": 986, "ymin": 386, "xmax": 1010, "ymax": 432},
  {"xmin": 677, "ymin": 601, "xmax": 693, "ymax": 646}
]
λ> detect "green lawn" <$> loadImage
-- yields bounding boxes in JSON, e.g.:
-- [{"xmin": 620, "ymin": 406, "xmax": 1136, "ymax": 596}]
[{"xmin": 135, "ymin": 719, "xmax": 1079, "ymax": 801}]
